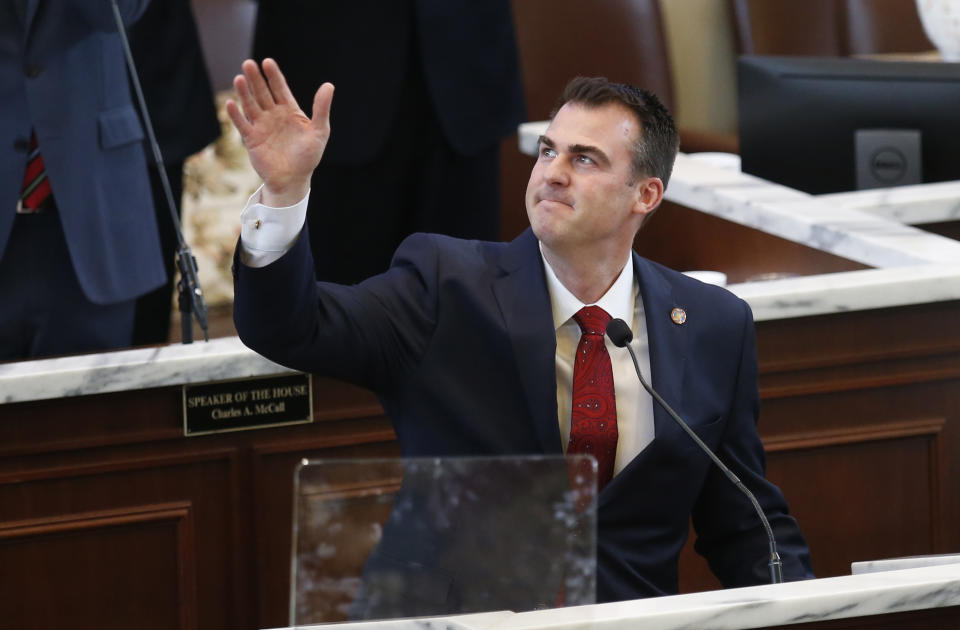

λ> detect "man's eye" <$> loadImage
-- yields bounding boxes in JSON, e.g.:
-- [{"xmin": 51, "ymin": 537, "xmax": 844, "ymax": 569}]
[
  {"xmin": 575, "ymin": 155, "xmax": 595, "ymax": 165},
  {"xmin": 540, "ymin": 147, "xmax": 557, "ymax": 158}
]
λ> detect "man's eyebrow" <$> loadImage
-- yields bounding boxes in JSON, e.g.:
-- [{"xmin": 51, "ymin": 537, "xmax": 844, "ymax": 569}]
[
  {"xmin": 537, "ymin": 135, "xmax": 555, "ymax": 148},
  {"xmin": 569, "ymin": 143, "xmax": 610, "ymax": 167}
]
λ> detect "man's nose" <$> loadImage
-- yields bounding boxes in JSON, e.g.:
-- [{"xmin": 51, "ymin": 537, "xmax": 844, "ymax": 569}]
[{"xmin": 543, "ymin": 155, "xmax": 570, "ymax": 185}]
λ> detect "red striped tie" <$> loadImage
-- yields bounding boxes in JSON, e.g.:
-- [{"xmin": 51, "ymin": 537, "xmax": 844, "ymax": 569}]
[
  {"xmin": 19, "ymin": 132, "xmax": 53, "ymax": 213},
  {"xmin": 567, "ymin": 306, "xmax": 619, "ymax": 491}
]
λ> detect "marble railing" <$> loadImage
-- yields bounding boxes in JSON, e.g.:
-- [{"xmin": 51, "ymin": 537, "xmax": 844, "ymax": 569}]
[
  {"xmin": 0, "ymin": 336, "xmax": 291, "ymax": 405},
  {"xmin": 266, "ymin": 562, "xmax": 960, "ymax": 630}
]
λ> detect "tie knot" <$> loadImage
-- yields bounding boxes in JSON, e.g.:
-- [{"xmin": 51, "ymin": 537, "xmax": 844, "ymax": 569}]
[{"xmin": 573, "ymin": 306, "xmax": 611, "ymax": 336}]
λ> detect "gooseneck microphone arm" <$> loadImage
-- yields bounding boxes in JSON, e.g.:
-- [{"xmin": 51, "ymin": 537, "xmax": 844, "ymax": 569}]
[
  {"xmin": 605, "ymin": 318, "xmax": 783, "ymax": 585},
  {"xmin": 109, "ymin": 0, "xmax": 209, "ymax": 343}
]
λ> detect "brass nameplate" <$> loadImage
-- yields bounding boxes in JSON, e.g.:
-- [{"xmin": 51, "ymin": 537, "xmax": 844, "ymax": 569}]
[{"xmin": 183, "ymin": 373, "xmax": 313, "ymax": 436}]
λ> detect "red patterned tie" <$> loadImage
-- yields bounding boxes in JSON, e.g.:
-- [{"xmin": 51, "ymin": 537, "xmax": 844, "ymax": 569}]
[
  {"xmin": 19, "ymin": 132, "xmax": 53, "ymax": 213},
  {"xmin": 568, "ymin": 306, "xmax": 618, "ymax": 491}
]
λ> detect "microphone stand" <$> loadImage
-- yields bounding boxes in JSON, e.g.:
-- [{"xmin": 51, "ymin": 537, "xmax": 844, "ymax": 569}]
[
  {"xmin": 109, "ymin": 0, "xmax": 209, "ymax": 343},
  {"xmin": 606, "ymin": 319, "xmax": 784, "ymax": 585}
]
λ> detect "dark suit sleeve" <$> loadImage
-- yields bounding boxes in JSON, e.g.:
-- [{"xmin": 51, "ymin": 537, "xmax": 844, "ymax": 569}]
[
  {"xmin": 233, "ymin": 229, "xmax": 439, "ymax": 391},
  {"xmin": 690, "ymin": 300, "xmax": 814, "ymax": 585}
]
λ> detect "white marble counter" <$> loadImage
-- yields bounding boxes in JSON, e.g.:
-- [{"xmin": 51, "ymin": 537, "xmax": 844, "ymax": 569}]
[
  {"xmin": 819, "ymin": 180, "xmax": 960, "ymax": 225},
  {"xmin": 666, "ymin": 154, "xmax": 960, "ymax": 268},
  {"xmin": 0, "ymin": 336, "xmax": 293, "ymax": 404},
  {"xmin": 266, "ymin": 563, "xmax": 960, "ymax": 630}
]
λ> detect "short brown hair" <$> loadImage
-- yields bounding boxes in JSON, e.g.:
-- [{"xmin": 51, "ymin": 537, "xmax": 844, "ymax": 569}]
[{"xmin": 553, "ymin": 77, "xmax": 679, "ymax": 187}]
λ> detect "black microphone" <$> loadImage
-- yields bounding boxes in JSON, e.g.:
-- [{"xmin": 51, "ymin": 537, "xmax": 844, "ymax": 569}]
[
  {"xmin": 606, "ymin": 318, "xmax": 784, "ymax": 585},
  {"xmin": 109, "ymin": 0, "xmax": 209, "ymax": 343}
]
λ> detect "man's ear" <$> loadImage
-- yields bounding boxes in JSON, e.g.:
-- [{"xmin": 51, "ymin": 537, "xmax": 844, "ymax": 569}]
[{"xmin": 632, "ymin": 176, "xmax": 665, "ymax": 219}]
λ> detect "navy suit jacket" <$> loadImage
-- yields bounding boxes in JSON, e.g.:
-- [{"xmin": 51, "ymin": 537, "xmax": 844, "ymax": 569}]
[
  {"xmin": 0, "ymin": 0, "xmax": 164, "ymax": 304},
  {"xmin": 234, "ymin": 227, "xmax": 813, "ymax": 607}
]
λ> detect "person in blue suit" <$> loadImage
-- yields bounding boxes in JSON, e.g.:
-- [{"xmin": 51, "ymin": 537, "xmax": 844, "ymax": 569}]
[
  {"xmin": 229, "ymin": 59, "xmax": 814, "ymax": 612},
  {"xmin": 0, "ymin": 0, "xmax": 164, "ymax": 360}
]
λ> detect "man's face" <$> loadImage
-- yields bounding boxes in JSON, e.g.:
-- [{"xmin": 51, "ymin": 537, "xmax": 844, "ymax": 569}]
[{"xmin": 525, "ymin": 102, "xmax": 652, "ymax": 257}]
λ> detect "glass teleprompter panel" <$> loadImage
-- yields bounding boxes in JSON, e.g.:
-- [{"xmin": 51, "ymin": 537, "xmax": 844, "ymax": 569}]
[{"xmin": 291, "ymin": 455, "xmax": 597, "ymax": 625}]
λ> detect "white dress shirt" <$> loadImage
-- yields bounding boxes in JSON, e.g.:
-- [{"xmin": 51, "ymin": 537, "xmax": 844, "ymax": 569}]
[
  {"xmin": 240, "ymin": 186, "xmax": 657, "ymax": 474},
  {"xmin": 540, "ymin": 248, "xmax": 656, "ymax": 477}
]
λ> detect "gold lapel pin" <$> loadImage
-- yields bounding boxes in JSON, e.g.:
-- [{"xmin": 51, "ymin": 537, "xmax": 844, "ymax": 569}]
[{"xmin": 670, "ymin": 307, "xmax": 687, "ymax": 325}]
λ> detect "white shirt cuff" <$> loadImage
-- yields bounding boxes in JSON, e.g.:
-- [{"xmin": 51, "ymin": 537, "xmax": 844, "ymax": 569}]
[{"xmin": 239, "ymin": 185, "xmax": 310, "ymax": 268}]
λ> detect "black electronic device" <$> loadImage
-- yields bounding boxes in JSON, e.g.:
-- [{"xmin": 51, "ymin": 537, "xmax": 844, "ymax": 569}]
[{"xmin": 738, "ymin": 55, "xmax": 960, "ymax": 195}]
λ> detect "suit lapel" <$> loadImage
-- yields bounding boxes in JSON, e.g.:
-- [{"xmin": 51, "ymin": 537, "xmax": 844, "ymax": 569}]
[
  {"xmin": 634, "ymin": 254, "xmax": 689, "ymax": 440},
  {"xmin": 491, "ymin": 230, "xmax": 563, "ymax": 455}
]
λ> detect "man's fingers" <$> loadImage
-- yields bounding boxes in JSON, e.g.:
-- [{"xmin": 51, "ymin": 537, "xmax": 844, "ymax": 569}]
[
  {"xmin": 312, "ymin": 82, "xmax": 335, "ymax": 132},
  {"xmin": 262, "ymin": 58, "xmax": 298, "ymax": 108},
  {"xmin": 224, "ymin": 99, "xmax": 252, "ymax": 138},
  {"xmin": 233, "ymin": 73, "xmax": 260, "ymax": 122},
  {"xmin": 242, "ymin": 58, "xmax": 276, "ymax": 111}
]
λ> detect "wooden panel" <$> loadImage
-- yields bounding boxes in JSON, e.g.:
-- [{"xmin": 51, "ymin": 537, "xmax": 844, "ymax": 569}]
[
  {"xmin": 756, "ymin": 302, "xmax": 960, "ymax": 562},
  {"xmin": 0, "ymin": 387, "xmax": 183, "ymax": 459},
  {"xmin": 768, "ymin": 605, "xmax": 960, "ymax": 629},
  {"xmin": 0, "ymin": 377, "xmax": 382, "ymax": 460},
  {"xmin": 756, "ymin": 302, "xmax": 960, "ymax": 376},
  {"xmin": 0, "ymin": 448, "xmax": 243, "ymax": 630},
  {"xmin": 767, "ymin": 425, "xmax": 945, "ymax": 577},
  {"xmin": 917, "ymin": 220, "xmax": 960, "ymax": 243},
  {"xmin": 0, "ymin": 503, "xmax": 196, "ymax": 630}
]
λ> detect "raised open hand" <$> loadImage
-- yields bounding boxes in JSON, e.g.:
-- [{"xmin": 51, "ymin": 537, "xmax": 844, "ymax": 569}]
[{"xmin": 226, "ymin": 58, "xmax": 334, "ymax": 207}]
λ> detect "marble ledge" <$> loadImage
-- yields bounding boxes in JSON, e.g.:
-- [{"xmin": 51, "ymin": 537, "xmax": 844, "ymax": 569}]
[
  {"xmin": 819, "ymin": 180, "xmax": 960, "ymax": 225},
  {"xmin": 665, "ymin": 154, "xmax": 960, "ymax": 269},
  {"xmin": 268, "ymin": 563, "xmax": 960, "ymax": 630},
  {"xmin": 3, "ymin": 265, "xmax": 960, "ymax": 404},
  {"xmin": 729, "ymin": 263, "xmax": 960, "ymax": 321},
  {"xmin": 0, "ymin": 336, "xmax": 294, "ymax": 405}
]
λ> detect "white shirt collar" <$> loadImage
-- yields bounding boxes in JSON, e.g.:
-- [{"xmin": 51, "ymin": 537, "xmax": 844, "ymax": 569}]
[{"xmin": 539, "ymin": 243, "xmax": 635, "ymax": 330}]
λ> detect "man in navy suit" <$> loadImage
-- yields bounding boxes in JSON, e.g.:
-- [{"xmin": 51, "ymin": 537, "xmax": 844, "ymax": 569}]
[
  {"xmin": 0, "ymin": 0, "xmax": 164, "ymax": 360},
  {"xmin": 229, "ymin": 59, "xmax": 813, "ymax": 610}
]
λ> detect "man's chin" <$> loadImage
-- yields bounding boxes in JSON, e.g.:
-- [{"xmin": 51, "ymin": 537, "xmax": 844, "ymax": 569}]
[{"xmin": 529, "ymin": 218, "xmax": 566, "ymax": 247}]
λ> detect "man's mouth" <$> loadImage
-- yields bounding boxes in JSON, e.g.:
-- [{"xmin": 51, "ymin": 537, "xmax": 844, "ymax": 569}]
[{"xmin": 538, "ymin": 194, "xmax": 574, "ymax": 207}]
